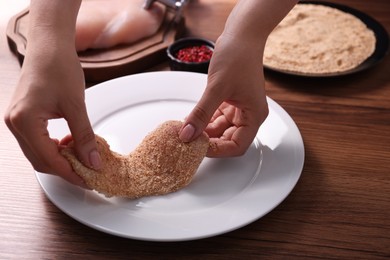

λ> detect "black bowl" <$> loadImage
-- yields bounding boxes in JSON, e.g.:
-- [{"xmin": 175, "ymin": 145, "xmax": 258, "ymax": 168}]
[{"xmin": 167, "ymin": 37, "xmax": 215, "ymax": 74}]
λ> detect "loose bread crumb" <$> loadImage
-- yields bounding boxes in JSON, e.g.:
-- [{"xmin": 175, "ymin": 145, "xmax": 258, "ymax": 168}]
[{"xmin": 264, "ymin": 4, "xmax": 376, "ymax": 74}]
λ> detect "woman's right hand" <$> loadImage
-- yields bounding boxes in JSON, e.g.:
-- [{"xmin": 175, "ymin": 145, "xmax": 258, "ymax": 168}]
[
  {"xmin": 4, "ymin": 42, "xmax": 100, "ymax": 188},
  {"xmin": 4, "ymin": 0, "xmax": 100, "ymax": 187}
]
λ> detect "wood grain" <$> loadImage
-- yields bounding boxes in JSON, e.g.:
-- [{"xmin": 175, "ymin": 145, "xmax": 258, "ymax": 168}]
[
  {"xmin": 1, "ymin": 0, "xmax": 389, "ymax": 259},
  {"xmin": 6, "ymin": 7, "xmax": 185, "ymax": 82}
]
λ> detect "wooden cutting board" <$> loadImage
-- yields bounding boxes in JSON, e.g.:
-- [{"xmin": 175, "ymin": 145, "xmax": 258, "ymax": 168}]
[{"xmin": 6, "ymin": 8, "xmax": 185, "ymax": 82}]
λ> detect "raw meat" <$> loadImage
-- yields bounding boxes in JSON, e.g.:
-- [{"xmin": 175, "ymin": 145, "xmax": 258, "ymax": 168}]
[{"xmin": 75, "ymin": 0, "xmax": 166, "ymax": 51}]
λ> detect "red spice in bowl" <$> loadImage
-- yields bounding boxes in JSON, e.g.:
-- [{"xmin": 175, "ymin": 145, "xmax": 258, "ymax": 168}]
[
  {"xmin": 175, "ymin": 45, "xmax": 213, "ymax": 63},
  {"xmin": 167, "ymin": 37, "xmax": 215, "ymax": 73}
]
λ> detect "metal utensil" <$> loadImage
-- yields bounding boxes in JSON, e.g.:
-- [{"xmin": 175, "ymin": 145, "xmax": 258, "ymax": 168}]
[{"xmin": 143, "ymin": 0, "xmax": 189, "ymax": 22}]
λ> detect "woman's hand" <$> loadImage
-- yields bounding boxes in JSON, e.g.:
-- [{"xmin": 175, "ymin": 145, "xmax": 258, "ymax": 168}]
[
  {"xmin": 4, "ymin": 0, "xmax": 100, "ymax": 187},
  {"xmin": 179, "ymin": 34, "xmax": 269, "ymax": 157},
  {"xmin": 4, "ymin": 43, "xmax": 100, "ymax": 187},
  {"xmin": 179, "ymin": 0, "xmax": 297, "ymax": 157}
]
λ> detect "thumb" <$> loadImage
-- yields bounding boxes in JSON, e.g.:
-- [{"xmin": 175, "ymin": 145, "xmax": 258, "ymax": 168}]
[
  {"xmin": 179, "ymin": 87, "xmax": 222, "ymax": 142},
  {"xmin": 66, "ymin": 105, "xmax": 101, "ymax": 170}
]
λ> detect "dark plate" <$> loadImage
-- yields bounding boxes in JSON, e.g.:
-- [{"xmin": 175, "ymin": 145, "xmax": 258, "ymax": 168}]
[{"xmin": 264, "ymin": 1, "xmax": 389, "ymax": 77}]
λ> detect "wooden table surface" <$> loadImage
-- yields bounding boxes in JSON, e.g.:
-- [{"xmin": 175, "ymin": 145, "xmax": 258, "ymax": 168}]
[{"xmin": 1, "ymin": 0, "xmax": 389, "ymax": 259}]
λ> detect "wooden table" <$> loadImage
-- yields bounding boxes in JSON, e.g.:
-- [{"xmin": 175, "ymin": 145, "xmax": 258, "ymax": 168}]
[{"xmin": 1, "ymin": 0, "xmax": 389, "ymax": 259}]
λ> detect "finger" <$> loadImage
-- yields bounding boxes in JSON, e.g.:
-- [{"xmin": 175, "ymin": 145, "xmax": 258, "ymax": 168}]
[
  {"xmin": 5, "ymin": 105, "xmax": 53, "ymax": 171},
  {"xmin": 59, "ymin": 134, "xmax": 73, "ymax": 146},
  {"xmin": 205, "ymin": 103, "xmax": 237, "ymax": 137},
  {"xmin": 179, "ymin": 85, "xmax": 224, "ymax": 142},
  {"xmin": 28, "ymin": 126, "xmax": 89, "ymax": 188},
  {"xmin": 207, "ymin": 125, "xmax": 257, "ymax": 157},
  {"xmin": 64, "ymin": 102, "xmax": 101, "ymax": 170},
  {"xmin": 33, "ymin": 136, "xmax": 88, "ymax": 187},
  {"xmin": 6, "ymin": 111, "xmax": 87, "ymax": 187},
  {"xmin": 205, "ymin": 112, "xmax": 232, "ymax": 138},
  {"xmin": 209, "ymin": 107, "xmax": 223, "ymax": 123}
]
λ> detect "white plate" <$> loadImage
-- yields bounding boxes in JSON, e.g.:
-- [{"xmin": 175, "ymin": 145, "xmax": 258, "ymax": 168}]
[{"xmin": 36, "ymin": 71, "xmax": 304, "ymax": 241}]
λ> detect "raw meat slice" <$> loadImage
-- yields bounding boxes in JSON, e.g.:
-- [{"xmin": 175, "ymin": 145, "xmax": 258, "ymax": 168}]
[{"xmin": 75, "ymin": 0, "xmax": 166, "ymax": 51}]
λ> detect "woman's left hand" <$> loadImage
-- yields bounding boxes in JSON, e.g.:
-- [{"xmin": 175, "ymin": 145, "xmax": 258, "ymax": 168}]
[{"xmin": 179, "ymin": 34, "xmax": 269, "ymax": 157}]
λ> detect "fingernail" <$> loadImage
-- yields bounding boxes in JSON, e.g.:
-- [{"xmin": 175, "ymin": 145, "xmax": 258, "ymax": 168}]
[
  {"xmin": 89, "ymin": 149, "xmax": 101, "ymax": 170},
  {"xmin": 179, "ymin": 124, "xmax": 195, "ymax": 142}
]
